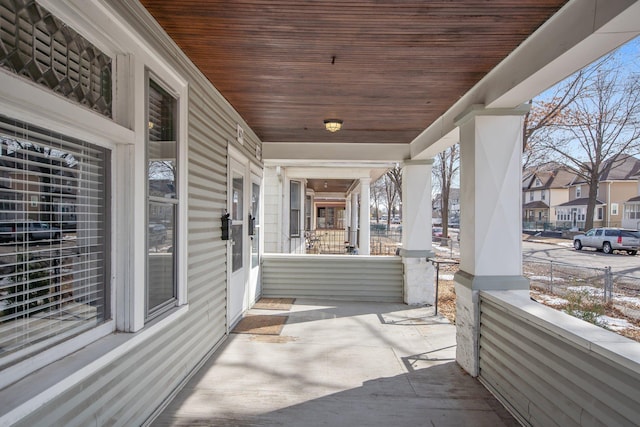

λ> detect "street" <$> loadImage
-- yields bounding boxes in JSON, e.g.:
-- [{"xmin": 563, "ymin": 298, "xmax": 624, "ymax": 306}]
[{"xmin": 523, "ymin": 240, "xmax": 640, "ymax": 278}]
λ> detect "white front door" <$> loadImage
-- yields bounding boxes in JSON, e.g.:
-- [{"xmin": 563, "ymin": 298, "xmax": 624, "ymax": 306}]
[{"xmin": 229, "ymin": 160, "xmax": 247, "ymax": 326}]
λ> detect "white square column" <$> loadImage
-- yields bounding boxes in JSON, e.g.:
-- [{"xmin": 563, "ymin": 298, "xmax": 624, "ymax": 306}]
[
  {"xmin": 351, "ymin": 191, "xmax": 359, "ymax": 246},
  {"xmin": 345, "ymin": 194, "xmax": 352, "ymax": 242},
  {"xmin": 454, "ymin": 105, "xmax": 530, "ymax": 376},
  {"xmin": 358, "ymin": 178, "xmax": 371, "ymax": 255},
  {"xmin": 400, "ymin": 159, "xmax": 436, "ymax": 305}
]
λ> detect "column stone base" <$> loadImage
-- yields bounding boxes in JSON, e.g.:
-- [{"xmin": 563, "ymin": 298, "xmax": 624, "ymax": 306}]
[
  {"xmin": 454, "ymin": 282, "xmax": 480, "ymax": 377},
  {"xmin": 402, "ymin": 256, "xmax": 435, "ymax": 305},
  {"xmin": 454, "ymin": 270, "xmax": 530, "ymax": 377}
]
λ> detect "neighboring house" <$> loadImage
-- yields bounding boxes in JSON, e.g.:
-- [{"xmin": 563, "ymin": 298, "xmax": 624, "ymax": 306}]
[
  {"xmin": 622, "ymin": 172, "xmax": 640, "ymax": 229},
  {"xmin": 555, "ymin": 155, "xmax": 640, "ymax": 230},
  {"xmin": 522, "ymin": 164, "xmax": 576, "ymax": 229}
]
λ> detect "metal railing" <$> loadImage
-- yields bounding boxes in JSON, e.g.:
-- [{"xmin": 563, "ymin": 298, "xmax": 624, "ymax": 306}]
[
  {"xmin": 428, "ymin": 258, "xmax": 460, "ymax": 315},
  {"xmin": 369, "ymin": 227, "xmax": 402, "ymax": 255}
]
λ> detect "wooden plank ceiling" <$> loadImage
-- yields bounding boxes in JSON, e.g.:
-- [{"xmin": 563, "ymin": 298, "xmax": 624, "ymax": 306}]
[{"xmin": 140, "ymin": 0, "xmax": 568, "ymax": 145}]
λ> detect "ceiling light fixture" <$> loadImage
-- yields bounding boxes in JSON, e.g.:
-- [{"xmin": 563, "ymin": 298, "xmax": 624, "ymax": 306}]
[{"xmin": 324, "ymin": 119, "xmax": 343, "ymax": 133}]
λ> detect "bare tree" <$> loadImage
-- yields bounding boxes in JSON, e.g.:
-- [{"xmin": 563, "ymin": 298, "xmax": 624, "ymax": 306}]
[
  {"xmin": 371, "ymin": 178, "xmax": 385, "ymax": 223},
  {"xmin": 539, "ymin": 54, "xmax": 640, "ymax": 230},
  {"xmin": 386, "ymin": 165, "xmax": 402, "ymax": 219},
  {"xmin": 372, "ymin": 173, "xmax": 398, "ymax": 229},
  {"xmin": 381, "ymin": 174, "xmax": 398, "ymax": 230},
  {"xmin": 523, "ymin": 67, "xmax": 594, "ymax": 171},
  {"xmin": 433, "ymin": 144, "xmax": 459, "ymax": 241}
]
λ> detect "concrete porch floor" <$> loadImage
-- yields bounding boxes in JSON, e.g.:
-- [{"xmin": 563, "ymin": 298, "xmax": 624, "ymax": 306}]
[{"xmin": 152, "ymin": 299, "xmax": 519, "ymax": 426}]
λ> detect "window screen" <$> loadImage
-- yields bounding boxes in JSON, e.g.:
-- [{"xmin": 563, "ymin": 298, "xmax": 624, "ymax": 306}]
[{"xmin": 0, "ymin": 116, "xmax": 110, "ymax": 357}]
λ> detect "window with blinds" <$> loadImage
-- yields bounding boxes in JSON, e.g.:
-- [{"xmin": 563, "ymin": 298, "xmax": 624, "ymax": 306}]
[{"xmin": 0, "ymin": 116, "xmax": 110, "ymax": 357}]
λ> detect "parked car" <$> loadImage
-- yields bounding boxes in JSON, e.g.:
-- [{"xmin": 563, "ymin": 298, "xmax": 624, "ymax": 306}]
[
  {"xmin": 0, "ymin": 221, "xmax": 15, "ymax": 242},
  {"xmin": 149, "ymin": 223, "xmax": 167, "ymax": 245},
  {"xmin": 3, "ymin": 221, "xmax": 63, "ymax": 241},
  {"xmin": 432, "ymin": 226, "xmax": 444, "ymax": 237},
  {"xmin": 573, "ymin": 228, "xmax": 640, "ymax": 255}
]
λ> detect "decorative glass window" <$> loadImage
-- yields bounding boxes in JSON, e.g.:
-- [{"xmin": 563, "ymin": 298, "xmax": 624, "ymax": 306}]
[
  {"xmin": 290, "ymin": 181, "xmax": 301, "ymax": 237},
  {"xmin": 0, "ymin": 1, "xmax": 112, "ymax": 117},
  {"xmin": 146, "ymin": 78, "xmax": 178, "ymax": 319},
  {"xmin": 0, "ymin": 116, "xmax": 110, "ymax": 357}
]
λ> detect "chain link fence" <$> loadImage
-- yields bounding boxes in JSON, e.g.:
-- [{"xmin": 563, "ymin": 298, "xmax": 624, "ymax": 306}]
[{"xmin": 524, "ymin": 257, "xmax": 640, "ymax": 321}]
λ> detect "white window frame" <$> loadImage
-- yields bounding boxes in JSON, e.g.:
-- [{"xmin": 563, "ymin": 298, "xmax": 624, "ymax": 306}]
[
  {"xmin": 611, "ymin": 203, "xmax": 619, "ymax": 216},
  {"xmin": 126, "ymin": 64, "xmax": 188, "ymax": 332},
  {"xmin": 576, "ymin": 185, "xmax": 581, "ymax": 198},
  {"xmin": 290, "ymin": 180, "xmax": 302, "ymax": 237},
  {"xmin": 0, "ymin": 65, "xmax": 126, "ymax": 387},
  {"xmin": 0, "ymin": 2, "xmax": 190, "ymax": 389}
]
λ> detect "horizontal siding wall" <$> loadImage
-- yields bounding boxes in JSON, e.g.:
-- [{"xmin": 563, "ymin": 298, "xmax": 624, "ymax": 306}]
[
  {"xmin": 263, "ymin": 254, "xmax": 403, "ymax": 302},
  {"xmin": 11, "ymin": 1, "xmax": 262, "ymax": 426},
  {"xmin": 479, "ymin": 293, "xmax": 640, "ymax": 427}
]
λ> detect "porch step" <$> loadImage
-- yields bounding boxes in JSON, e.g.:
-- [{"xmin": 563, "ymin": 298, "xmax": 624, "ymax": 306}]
[{"xmin": 262, "ymin": 254, "xmax": 403, "ymax": 302}]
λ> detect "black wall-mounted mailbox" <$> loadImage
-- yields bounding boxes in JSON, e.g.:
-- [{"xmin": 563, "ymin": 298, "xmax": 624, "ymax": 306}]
[
  {"xmin": 221, "ymin": 212, "xmax": 231, "ymax": 240},
  {"xmin": 248, "ymin": 214, "xmax": 256, "ymax": 236}
]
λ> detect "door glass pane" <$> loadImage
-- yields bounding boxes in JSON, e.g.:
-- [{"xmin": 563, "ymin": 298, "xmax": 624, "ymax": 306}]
[
  {"xmin": 251, "ymin": 182, "xmax": 260, "ymax": 269},
  {"xmin": 232, "ymin": 172, "xmax": 243, "ymax": 272},
  {"xmin": 232, "ymin": 175, "xmax": 243, "ymax": 221},
  {"xmin": 232, "ymin": 224, "xmax": 243, "ymax": 272}
]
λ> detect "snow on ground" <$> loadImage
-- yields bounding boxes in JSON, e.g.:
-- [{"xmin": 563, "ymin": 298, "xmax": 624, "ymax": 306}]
[
  {"xmin": 531, "ymin": 292, "xmax": 568, "ymax": 306},
  {"xmin": 567, "ymin": 285, "xmax": 603, "ymax": 296},
  {"xmin": 439, "ymin": 274, "xmax": 455, "ymax": 281},
  {"xmin": 563, "ymin": 285, "xmax": 640, "ymax": 307},
  {"xmin": 528, "ymin": 275, "xmax": 566, "ymax": 282},
  {"xmin": 598, "ymin": 316, "xmax": 638, "ymax": 331},
  {"xmin": 615, "ymin": 295, "xmax": 640, "ymax": 304}
]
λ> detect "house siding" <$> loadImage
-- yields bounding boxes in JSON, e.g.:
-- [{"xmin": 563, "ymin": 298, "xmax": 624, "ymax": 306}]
[
  {"xmin": 479, "ymin": 293, "xmax": 640, "ymax": 427},
  {"xmin": 5, "ymin": 1, "xmax": 262, "ymax": 425},
  {"xmin": 606, "ymin": 181, "xmax": 637, "ymax": 227},
  {"xmin": 263, "ymin": 166, "xmax": 282, "ymax": 253},
  {"xmin": 263, "ymin": 254, "xmax": 403, "ymax": 302}
]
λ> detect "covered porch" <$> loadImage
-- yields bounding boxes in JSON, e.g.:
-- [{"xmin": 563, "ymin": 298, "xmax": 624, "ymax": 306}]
[
  {"xmin": 152, "ymin": 298, "xmax": 517, "ymax": 427},
  {"xmin": 1, "ymin": 1, "xmax": 640, "ymax": 426}
]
